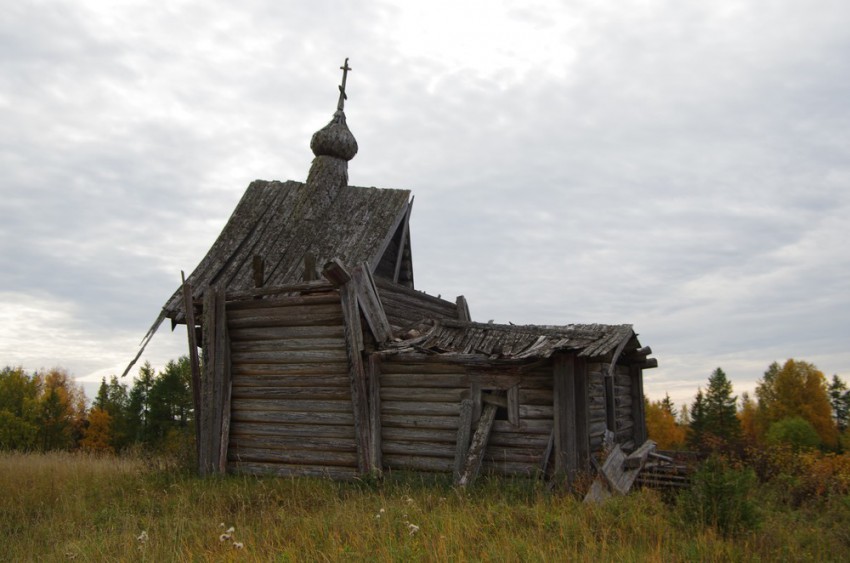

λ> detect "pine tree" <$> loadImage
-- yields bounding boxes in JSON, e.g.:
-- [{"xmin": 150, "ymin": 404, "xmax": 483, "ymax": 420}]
[
  {"xmin": 661, "ymin": 393, "xmax": 677, "ymax": 418},
  {"xmin": 688, "ymin": 389, "xmax": 707, "ymax": 450},
  {"xmin": 828, "ymin": 375, "xmax": 849, "ymax": 433},
  {"xmin": 703, "ymin": 367, "xmax": 741, "ymax": 448}
]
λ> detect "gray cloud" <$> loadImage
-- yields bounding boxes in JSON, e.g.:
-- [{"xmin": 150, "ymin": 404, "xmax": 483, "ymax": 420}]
[{"xmin": 2, "ymin": 0, "xmax": 849, "ymax": 406}]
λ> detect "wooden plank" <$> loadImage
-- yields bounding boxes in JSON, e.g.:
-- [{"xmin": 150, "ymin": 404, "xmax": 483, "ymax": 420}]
[
  {"xmin": 231, "ymin": 399, "xmax": 354, "ymax": 413},
  {"xmin": 229, "ymin": 325, "xmax": 345, "ymax": 342},
  {"xmin": 630, "ymin": 364, "xmax": 647, "ymax": 445},
  {"xmin": 368, "ymin": 355, "xmax": 382, "ymax": 475},
  {"xmin": 453, "ymin": 398, "xmax": 473, "ymax": 481},
  {"xmin": 218, "ymin": 289, "xmax": 232, "ymax": 474},
  {"xmin": 229, "ymin": 461, "xmax": 358, "ymax": 481},
  {"xmin": 623, "ymin": 439, "xmax": 657, "ymax": 469},
  {"xmin": 381, "ymin": 414, "xmax": 459, "ymax": 430},
  {"xmin": 456, "ymin": 295, "xmax": 471, "ymax": 322},
  {"xmin": 228, "ymin": 434, "xmax": 355, "ymax": 453},
  {"xmin": 574, "ymin": 357, "xmax": 590, "ymax": 472},
  {"xmin": 352, "ymin": 264, "xmax": 392, "ymax": 343},
  {"xmin": 553, "ymin": 353, "xmax": 577, "ymax": 484},
  {"xmin": 228, "ymin": 447, "xmax": 358, "ymax": 467},
  {"xmin": 199, "ymin": 289, "xmax": 217, "ymax": 475},
  {"xmin": 230, "ymin": 349, "xmax": 349, "ymax": 364},
  {"xmin": 230, "ymin": 409, "xmax": 354, "ymax": 425},
  {"xmin": 231, "ymin": 368, "xmax": 349, "ymax": 380},
  {"xmin": 230, "ymin": 422, "xmax": 355, "ymax": 439},
  {"xmin": 340, "ymin": 281, "xmax": 371, "ymax": 474},
  {"xmin": 181, "ymin": 272, "xmax": 202, "ymax": 467},
  {"xmin": 457, "ymin": 403, "xmax": 498, "ymax": 487},
  {"xmin": 507, "ymin": 384, "xmax": 520, "ymax": 427},
  {"xmin": 381, "ymin": 427, "xmax": 458, "ymax": 444}
]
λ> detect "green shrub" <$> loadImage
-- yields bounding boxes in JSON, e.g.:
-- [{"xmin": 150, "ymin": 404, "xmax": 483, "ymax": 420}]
[
  {"xmin": 677, "ymin": 455, "xmax": 761, "ymax": 537},
  {"xmin": 766, "ymin": 417, "xmax": 821, "ymax": 451}
]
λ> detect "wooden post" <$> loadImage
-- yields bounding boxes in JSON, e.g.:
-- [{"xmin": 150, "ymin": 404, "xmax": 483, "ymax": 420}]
[
  {"xmin": 630, "ymin": 364, "xmax": 647, "ymax": 445},
  {"xmin": 574, "ymin": 358, "xmax": 590, "ymax": 472},
  {"xmin": 340, "ymin": 281, "xmax": 371, "ymax": 474},
  {"xmin": 180, "ymin": 272, "xmax": 202, "ymax": 466},
  {"xmin": 216, "ymin": 290, "xmax": 232, "ymax": 474},
  {"xmin": 368, "ymin": 354, "xmax": 383, "ymax": 476},
  {"xmin": 303, "ymin": 253, "xmax": 317, "ymax": 282},
  {"xmin": 453, "ymin": 399, "xmax": 474, "ymax": 482},
  {"xmin": 200, "ymin": 290, "xmax": 217, "ymax": 476},
  {"xmin": 456, "ymin": 295, "xmax": 471, "ymax": 321},
  {"xmin": 553, "ymin": 353, "xmax": 578, "ymax": 486},
  {"xmin": 457, "ymin": 403, "xmax": 497, "ymax": 487}
]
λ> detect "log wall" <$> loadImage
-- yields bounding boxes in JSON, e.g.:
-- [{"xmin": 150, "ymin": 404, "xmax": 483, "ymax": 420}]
[
  {"xmin": 587, "ymin": 362, "xmax": 641, "ymax": 453},
  {"xmin": 374, "ymin": 277, "xmax": 459, "ymax": 329},
  {"xmin": 378, "ymin": 358, "xmax": 554, "ymax": 477},
  {"xmin": 225, "ymin": 291, "xmax": 359, "ymax": 479}
]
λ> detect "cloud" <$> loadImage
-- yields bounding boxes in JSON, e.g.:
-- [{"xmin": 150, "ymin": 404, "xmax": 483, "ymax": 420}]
[{"xmin": 1, "ymin": 0, "xmax": 849, "ymax": 408}]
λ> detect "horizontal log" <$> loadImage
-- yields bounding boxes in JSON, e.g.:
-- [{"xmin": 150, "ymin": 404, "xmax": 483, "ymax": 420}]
[
  {"xmin": 382, "ymin": 454, "xmax": 455, "ymax": 473},
  {"xmin": 231, "ymin": 409, "xmax": 354, "ymax": 426},
  {"xmin": 231, "ymin": 398, "xmax": 353, "ymax": 413},
  {"xmin": 381, "ymin": 401, "xmax": 461, "ymax": 417},
  {"xmin": 229, "ymin": 338, "xmax": 346, "ymax": 353},
  {"xmin": 493, "ymin": 419, "xmax": 551, "ymax": 434},
  {"xmin": 381, "ymin": 426, "xmax": 458, "ymax": 444},
  {"xmin": 231, "ymin": 366, "xmax": 349, "ymax": 379},
  {"xmin": 229, "ymin": 434, "xmax": 355, "ymax": 453},
  {"xmin": 226, "ymin": 292, "xmax": 340, "ymax": 311},
  {"xmin": 231, "ymin": 349, "xmax": 349, "ymax": 364},
  {"xmin": 231, "ymin": 386, "xmax": 351, "ymax": 401},
  {"xmin": 230, "ymin": 421, "xmax": 355, "ymax": 439},
  {"xmin": 380, "ymin": 373, "xmax": 468, "ymax": 388},
  {"xmin": 380, "ymin": 362, "xmax": 469, "ymax": 376},
  {"xmin": 488, "ymin": 432, "xmax": 551, "ymax": 449},
  {"xmin": 227, "ymin": 302, "xmax": 341, "ymax": 319},
  {"xmin": 615, "ymin": 373, "xmax": 633, "ymax": 387},
  {"xmin": 228, "ymin": 312, "xmax": 344, "ymax": 329},
  {"xmin": 381, "ymin": 440, "xmax": 456, "ymax": 458},
  {"xmin": 228, "ymin": 446, "xmax": 358, "ymax": 466},
  {"xmin": 229, "ymin": 461, "xmax": 358, "ymax": 481},
  {"xmin": 381, "ymin": 414, "xmax": 459, "ymax": 430},
  {"xmin": 470, "ymin": 374, "xmax": 551, "ymax": 390},
  {"xmin": 380, "ymin": 388, "xmax": 466, "ymax": 403},
  {"xmin": 229, "ymin": 325, "xmax": 345, "ymax": 342}
]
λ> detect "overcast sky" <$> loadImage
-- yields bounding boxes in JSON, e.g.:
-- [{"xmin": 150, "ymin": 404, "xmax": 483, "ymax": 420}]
[{"xmin": 2, "ymin": 0, "xmax": 848, "ymax": 407}]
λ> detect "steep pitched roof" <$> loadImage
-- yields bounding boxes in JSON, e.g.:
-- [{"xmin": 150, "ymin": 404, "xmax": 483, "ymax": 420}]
[
  {"xmin": 161, "ymin": 179, "xmax": 411, "ymax": 322},
  {"xmin": 384, "ymin": 319, "xmax": 638, "ymax": 361}
]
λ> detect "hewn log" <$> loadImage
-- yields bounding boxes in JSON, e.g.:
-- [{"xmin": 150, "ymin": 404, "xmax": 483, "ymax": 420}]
[
  {"xmin": 339, "ymin": 280, "xmax": 371, "ymax": 474},
  {"xmin": 381, "ymin": 426, "xmax": 458, "ymax": 443},
  {"xmin": 453, "ymin": 398, "xmax": 473, "ymax": 481},
  {"xmin": 352, "ymin": 264, "xmax": 392, "ymax": 343},
  {"xmin": 553, "ymin": 353, "xmax": 577, "ymax": 484},
  {"xmin": 381, "ymin": 414, "xmax": 459, "ymax": 430},
  {"xmin": 230, "ymin": 368, "xmax": 349, "ymax": 380},
  {"xmin": 229, "ymin": 422, "xmax": 355, "ymax": 439},
  {"xmin": 218, "ymin": 289, "xmax": 232, "ymax": 474},
  {"xmin": 368, "ymin": 354, "xmax": 382, "ymax": 475},
  {"xmin": 230, "ymin": 349, "xmax": 349, "ymax": 364},
  {"xmin": 231, "ymin": 399, "xmax": 353, "ymax": 413},
  {"xmin": 229, "ymin": 461, "xmax": 358, "ymax": 481},
  {"xmin": 380, "ymin": 388, "xmax": 466, "ymax": 403},
  {"xmin": 229, "ymin": 338, "xmax": 345, "ymax": 352},
  {"xmin": 457, "ymin": 403, "xmax": 498, "ymax": 487},
  {"xmin": 226, "ymin": 293, "xmax": 341, "ymax": 311},
  {"xmin": 230, "ymin": 409, "xmax": 354, "ymax": 425},
  {"xmin": 322, "ymin": 258, "xmax": 352, "ymax": 287},
  {"xmin": 382, "ymin": 454, "xmax": 455, "ymax": 473},
  {"xmin": 229, "ymin": 325, "xmax": 345, "ymax": 342},
  {"xmin": 181, "ymin": 272, "xmax": 202, "ymax": 465},
  {"xmin": 228, "ymin": 434, "xmax": 356, "ymax": 453},
  {"xmin": 228, "ymin": 447, "xmax": 358, "ymax": 467},
  {"xmin": 383, "ymin": 441, "xmax": 456, "ymax": 458}
]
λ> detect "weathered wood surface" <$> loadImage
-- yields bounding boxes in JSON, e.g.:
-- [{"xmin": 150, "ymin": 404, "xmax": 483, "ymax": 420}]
[
  {"xmin": 229, "ymin": 461, "xmax": 358, "ymax": 481},
  {"xmin": 457, "ymin": 403, "xmax": 498, "ymax": 487},
  {"xmin": 584, "ymin": 439, "xmax": 657, "ymax": 503},
  {"xmin": 181, "ymin": 273, "xmax": 202, "ymax": 463},
  {"xmin": 339, "ymin": 280, "xmax": 372, "ymax": 474},
  {"xmin": 553, "ymin": 354, "xmax": 577, "ymax": 482},
  {"xmin": 368, "ymin": 355, "xmax": 382, "ymax": 475},
  {"xmin": 352, "ymin": 263, "xmax": 392, "ymax": 343},
  {"xmin": 453, "ymin": 398, "xmax": 473, "ymax": 481}
]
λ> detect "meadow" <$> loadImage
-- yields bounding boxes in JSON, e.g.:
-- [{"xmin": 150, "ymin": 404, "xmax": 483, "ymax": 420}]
[{"xmin": 3, "ymin": 451, "xmax": 850, "ymax": 562}]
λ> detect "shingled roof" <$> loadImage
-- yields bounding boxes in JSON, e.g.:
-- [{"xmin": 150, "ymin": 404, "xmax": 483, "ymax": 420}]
[
  {"xmin": 384, "ymin": 319, "xmax": 638, "ymax": 361},
  {"xmin": 161, "ymin": 179, "xmax": 411, "ymax": 322}
]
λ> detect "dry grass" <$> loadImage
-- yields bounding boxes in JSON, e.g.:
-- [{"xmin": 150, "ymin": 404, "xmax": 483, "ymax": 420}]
[{"xmin": 2, "ymin": 451, "xmax": 849, "ymax": 561}]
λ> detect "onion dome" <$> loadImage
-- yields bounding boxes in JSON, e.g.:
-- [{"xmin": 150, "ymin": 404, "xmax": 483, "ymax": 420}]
[{"xmin": 310, "ymin": 109, "xmax": 358, "ymax": 161}]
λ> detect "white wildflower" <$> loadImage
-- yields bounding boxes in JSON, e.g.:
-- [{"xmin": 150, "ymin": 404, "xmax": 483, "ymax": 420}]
[
  {"xmin": 405, "ymin": 497, "xmax": 414, "ymax": 505},
  {"xmin": 136, "ymin": 531, "xmax": 148, "ymax": 544},
  {"xmin": 219, "ymin": 522, "xmax": 225, "ymax": 528},
  {"xmin": 219, "ymin": 533, "xmax": 231, "ymax": 542},
  {"xmin": 233, "ymin": 542, "xmax": 244, "ymax": 550},
  {"xmin": 407, "ymin": 523, "xmax": 420, "ymax": 536}
]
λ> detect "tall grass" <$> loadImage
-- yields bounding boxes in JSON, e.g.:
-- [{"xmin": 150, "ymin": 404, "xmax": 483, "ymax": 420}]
[{"xmin": 2, "ymin": 451, "xmax": 849, "ymax": 561}]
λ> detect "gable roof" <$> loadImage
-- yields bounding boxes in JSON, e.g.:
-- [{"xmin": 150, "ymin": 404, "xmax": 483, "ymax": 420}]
[
  {"xmin": 384, "ymin": 318, "xmax": 638, "ymax": 361},
  {"xmin": 161, "ymin": 179, "xmax": 411, "ymax": 322}
]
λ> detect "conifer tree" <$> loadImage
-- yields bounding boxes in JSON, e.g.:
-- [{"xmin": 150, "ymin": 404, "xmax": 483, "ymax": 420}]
[
  {"xmin": 703, "ymin": 367, "xmax": 741, "ymax": 448},
  {"xmin": 687, "ymin": 389, "xmax": 707, "ymax": 450},
  {"xmin": 828, "ymin": 375, "xmax": 849, "ymax": 433}
]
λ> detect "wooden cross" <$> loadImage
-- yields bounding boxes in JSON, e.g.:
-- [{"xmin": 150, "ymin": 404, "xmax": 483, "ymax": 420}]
[{"xmin": 337, "ymin": 58, "xmax": 352, "ymax": 111}]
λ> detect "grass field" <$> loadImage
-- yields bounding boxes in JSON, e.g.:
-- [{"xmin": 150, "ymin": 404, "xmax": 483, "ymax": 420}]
[{"xmin": 2, "ymin": 451, "xmax": 850, "ymax": 561}]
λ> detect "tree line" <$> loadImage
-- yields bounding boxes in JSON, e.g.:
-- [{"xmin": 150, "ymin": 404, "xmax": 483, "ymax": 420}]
[
  {"xmin": 0, "ymin": 358, "xmax": 193, "ymax": 454},
  {"xmin": 646, "ymin": 358, "xmax": 850, "ymax": 453}
]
